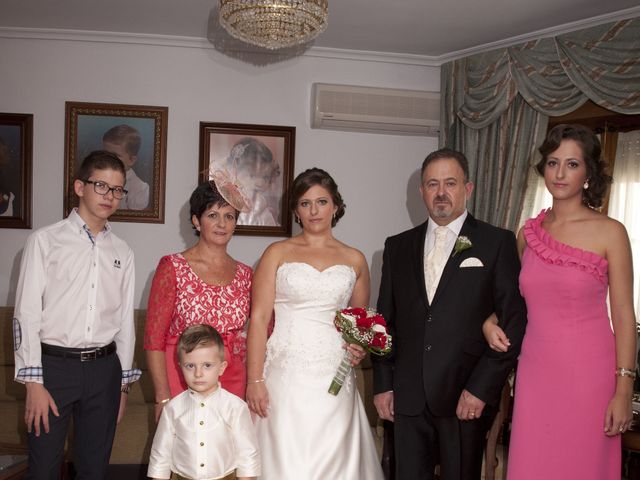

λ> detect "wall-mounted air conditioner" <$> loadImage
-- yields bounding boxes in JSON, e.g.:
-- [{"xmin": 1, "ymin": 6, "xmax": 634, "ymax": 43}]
[{"xmin": 311, "ymin": 83, "xmax": 440, "ymax": 137}]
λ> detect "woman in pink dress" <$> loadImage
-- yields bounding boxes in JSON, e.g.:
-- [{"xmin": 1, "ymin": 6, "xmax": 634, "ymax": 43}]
[
  {"xmin": 489, "ymin": 124, "xmax": 636, "ymax": 479},
  {"xmin": 144, "ymin": 178, "xmax": 252, "ymax": 420}
]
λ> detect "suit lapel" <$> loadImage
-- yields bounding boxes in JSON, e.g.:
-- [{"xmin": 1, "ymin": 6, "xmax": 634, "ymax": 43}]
[
  {"xmin": 412, "ymin": 221, "xmax": 430, "ymax": 311},
  {"xmin": 431, "ymin": 214, "xmax": 477, "ymax": 305}
]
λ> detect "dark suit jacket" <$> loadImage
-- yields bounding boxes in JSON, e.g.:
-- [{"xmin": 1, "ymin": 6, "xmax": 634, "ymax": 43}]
[{"xmin": 372, "ymin": 214, "xmax": 527, "ymax": 417}]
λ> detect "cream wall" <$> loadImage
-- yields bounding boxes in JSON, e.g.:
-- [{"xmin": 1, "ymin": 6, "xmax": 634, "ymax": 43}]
[{"xmin": 0, "ymin": 34, "xmax": 440, "ymax": 308}]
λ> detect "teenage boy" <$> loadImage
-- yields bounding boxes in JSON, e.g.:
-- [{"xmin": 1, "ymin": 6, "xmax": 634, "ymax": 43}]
[
  {"xmin": 13, "ymin": 150, "xmax": 140, "ymax": 479},
  {"xmin": 148, "ymin": 324, "xmax": 260, "ymax": 480}
]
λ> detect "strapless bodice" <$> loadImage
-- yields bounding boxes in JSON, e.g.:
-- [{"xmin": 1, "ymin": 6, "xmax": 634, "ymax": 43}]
[{"xmin": 264, "ymin": 262, "xmax": 356, "ymax": 377}]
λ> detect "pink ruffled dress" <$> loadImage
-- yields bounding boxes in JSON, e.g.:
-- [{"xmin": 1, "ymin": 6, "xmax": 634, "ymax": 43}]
[{"xmin": 507, "ymin": 210, "xmax": 619, "ymax": 480}]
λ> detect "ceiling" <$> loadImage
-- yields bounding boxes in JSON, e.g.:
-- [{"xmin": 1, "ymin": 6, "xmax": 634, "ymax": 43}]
[{"xmin": 2, "ymin": 0, "xmax": 640, "ymax": 60}]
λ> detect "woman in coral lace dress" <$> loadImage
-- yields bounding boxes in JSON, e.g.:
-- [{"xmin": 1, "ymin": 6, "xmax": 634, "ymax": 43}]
[
  {"xmin": 493, "ymin": 124, "xmax": 637, "ymax": 480},
  {"xmin": 145, "ymin": 177, "xmax": 252, "ymax": 420}
]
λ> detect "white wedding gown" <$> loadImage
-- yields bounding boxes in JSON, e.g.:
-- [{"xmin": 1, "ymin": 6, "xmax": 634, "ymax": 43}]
[{"xmin": 255, "ymin": 262, "xmax": 384, "ymax": 480}]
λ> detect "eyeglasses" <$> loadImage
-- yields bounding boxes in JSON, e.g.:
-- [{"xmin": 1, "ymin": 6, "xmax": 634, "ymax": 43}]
[{"xmin": 82, "ymin": 180, "xmax": 128, "ymax": 199}]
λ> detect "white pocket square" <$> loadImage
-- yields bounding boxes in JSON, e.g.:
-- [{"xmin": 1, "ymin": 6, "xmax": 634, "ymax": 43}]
[{"xmin": 459, "ymin": 257, "xmax": 484, "ymax": 268}]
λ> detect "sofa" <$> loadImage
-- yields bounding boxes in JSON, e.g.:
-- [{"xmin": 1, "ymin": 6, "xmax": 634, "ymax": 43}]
[{"xmin": 0, "ymin": 306, "xmax": 380, "ymax": 465}]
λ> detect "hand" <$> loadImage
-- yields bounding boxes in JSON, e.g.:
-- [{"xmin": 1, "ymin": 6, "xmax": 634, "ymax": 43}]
[
  {"xmin": 25, "ymin": 382, "xmax": 59, "ymax": 436},
  {"xmin": 345, "ymin": 343, "xmax": 367, "ymax": 366},
  {"xmin": 117, "ymin": 392, "xmax": 128, "ymax": 424},
  {"xmin": 374, "ymin": 391, "xmax": 394, "ymax": 421},
  {"xmin": 604, "ymin": 391, "xmax": 633, "ymax": 436},
  {"xmin": 456, "ymin": 389, "xmax": 485, "ymax": 421},
  {"xmin": 246, "ymin": 382, "xmax": 270, "ymax": 418},
  {"xmin": 485, "ymin": 325, "xmax": 510, "ymax": 352}
]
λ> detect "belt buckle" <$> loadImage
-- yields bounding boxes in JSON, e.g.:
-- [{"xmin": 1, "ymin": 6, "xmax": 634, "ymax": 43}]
[{"xmin": 80, "ymin": 349, "xmax": 98, "ymax": 361}]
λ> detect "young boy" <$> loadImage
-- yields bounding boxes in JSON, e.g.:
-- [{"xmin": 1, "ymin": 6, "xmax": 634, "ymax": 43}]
[
  {"xmin": 13, "ymin": 150, "xmax": 140, "ymax": 478},
  {"xmin": 102, "ymin": 124, "xmax": 150, "ymax": 210},
  {"xmin": 148, "ymin": 325, "xmax": 260, "ymax": 480}
]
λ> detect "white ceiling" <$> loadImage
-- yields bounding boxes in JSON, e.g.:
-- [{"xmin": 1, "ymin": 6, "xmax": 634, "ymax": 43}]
[{"xmin": 2, "ymin": 0, "xmax": 640, "ymax": 60}]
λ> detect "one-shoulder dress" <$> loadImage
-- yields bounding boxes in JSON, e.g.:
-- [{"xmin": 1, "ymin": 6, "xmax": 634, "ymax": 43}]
[{"xmin": 507, "ymin": 211, "xmax": 619, "ymax": 480}]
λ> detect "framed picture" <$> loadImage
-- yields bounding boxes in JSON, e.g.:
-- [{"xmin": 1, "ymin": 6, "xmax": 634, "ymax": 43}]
[
  {"xmin": 64, "ymin": 101, "xmax": 168, "ymax": 223},
  {"xmin": 199, "ymin": 122, "xmax": 295, "ymax": 237},
  {"xmin": 0, "ymin": 113, "xmax": 32, "ymax": 229}
]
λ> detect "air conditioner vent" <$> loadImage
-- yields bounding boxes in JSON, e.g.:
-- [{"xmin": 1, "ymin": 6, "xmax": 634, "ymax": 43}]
[{"xmin": 312, "ymin": 83, "xmax": 440, "ymax": 137}]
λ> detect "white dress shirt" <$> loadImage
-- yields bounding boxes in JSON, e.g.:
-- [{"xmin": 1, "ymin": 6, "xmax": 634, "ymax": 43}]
[
  {"xmin": 424, "ymin": 210, "xmax": 468, "ymax": 293},
  {"xmin": 148, "ymin": 386, "xmax": 261, "ymax": 480},
  {"xmin": 13, "ymin": 209, "xmax": 140, "ymax": 384}
]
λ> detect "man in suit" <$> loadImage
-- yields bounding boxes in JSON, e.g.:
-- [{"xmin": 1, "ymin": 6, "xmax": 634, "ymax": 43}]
[{"xmin": 372, "ymin": 148, "xmax": 527, "ymax": 479}]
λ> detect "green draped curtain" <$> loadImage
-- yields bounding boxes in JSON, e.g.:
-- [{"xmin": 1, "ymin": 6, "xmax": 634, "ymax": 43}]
[{"xmin": 440, "ymin": 17, "xmax": 640, "ymax": 231}]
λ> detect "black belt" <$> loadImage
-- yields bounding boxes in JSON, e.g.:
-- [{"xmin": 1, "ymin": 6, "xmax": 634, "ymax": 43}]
[{"xmin": 41, "ymin": 342, "xmax": 116, "ymax": 361}]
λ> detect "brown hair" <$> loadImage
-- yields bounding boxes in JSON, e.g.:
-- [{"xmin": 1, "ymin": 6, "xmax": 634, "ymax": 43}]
[
  {"xmin": 536, "ymin": 124, "xmax": 611, "ymax": 209},
  {"xmin": 177, "ymin": 324, "xmax": 225, "ymax": 361},
  {"xmin": 75, "ymin": 150, "xmax": 126, "ymax": 181},
  {"xmin": 103, "ymin": 124, "xmax": 141, "ymax": 156},
  {"xmin": 421, "ymin": 148, "xmax": 470, "ymax": 182}
]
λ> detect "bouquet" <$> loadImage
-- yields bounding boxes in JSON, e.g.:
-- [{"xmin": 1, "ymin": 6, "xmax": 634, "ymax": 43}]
[{"xmin": 328, "ymin": 307, "xmax": 392, "ymax": 396}]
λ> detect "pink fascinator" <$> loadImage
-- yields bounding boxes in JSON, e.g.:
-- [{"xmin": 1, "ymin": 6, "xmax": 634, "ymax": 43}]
[{"xmin": 208, "ymin": 144, "xmax": 252, "ymax": 213}]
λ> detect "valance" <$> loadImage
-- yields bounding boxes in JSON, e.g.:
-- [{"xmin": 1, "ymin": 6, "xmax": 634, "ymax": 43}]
[{"xmin": 456, "ymin": 18, "xmax": 640, "ymax": 129}]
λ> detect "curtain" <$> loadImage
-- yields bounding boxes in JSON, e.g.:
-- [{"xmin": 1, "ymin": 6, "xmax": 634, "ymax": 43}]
[
  {"xmin": 608, "ymin": 130, "xmax": 640, "ymax": 316},
  {"xmin": 440, "ymin": 17, "xmax": 640, "ymax": 231}
]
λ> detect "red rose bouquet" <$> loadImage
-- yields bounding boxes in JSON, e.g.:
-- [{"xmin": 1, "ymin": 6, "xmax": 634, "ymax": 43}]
[{"xmin": 328, "ymin": 307, "xmax": 392, "ymax": 396}]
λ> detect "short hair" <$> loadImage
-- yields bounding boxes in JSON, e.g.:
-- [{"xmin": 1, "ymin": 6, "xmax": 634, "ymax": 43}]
[
  {"xmin": 75, "ymin": 150, "xmax": 126, "ymax": 181},
  {"xmin": 421, "ymin": 148, "xmax": 470, "ymax": 182},
  {"xmin": 536, "ymin": 124, "xmax": 612, "ymax": 209},
  {"xmin": 189, "ymin": 181, "xmax": 238, "ymax": 235},
  {"xmin": 177, "ymin": 324, "xmax": 225, "ymax": 361},
  {"xmin": 102, "ymin": 124, "xmax": 141, "ymax": 156},
  {"xmin": 290, "ymin": 168, "xmax": 345, "ymax": 227}
]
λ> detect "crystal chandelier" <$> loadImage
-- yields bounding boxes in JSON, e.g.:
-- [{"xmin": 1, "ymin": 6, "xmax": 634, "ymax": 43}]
[{"xmin": 219, "ymin": 0, "xmax": 329, "ymax": 50}]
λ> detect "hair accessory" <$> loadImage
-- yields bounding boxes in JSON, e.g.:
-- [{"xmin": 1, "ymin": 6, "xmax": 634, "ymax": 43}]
[{"xmin": 208, "ymin": 148, "xmax": 252, "ymax": 213}]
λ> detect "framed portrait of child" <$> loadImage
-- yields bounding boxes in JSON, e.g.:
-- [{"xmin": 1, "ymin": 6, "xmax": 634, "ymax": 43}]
[
  {"xmin": 64, "ymin": 101, "xmax": 168, "ymax": 223},
  {"xmin": 0, "ymin": 112, "xmax": 32, "ymax": 229},
  {"xmin": 198, "ymin": 122, "xmax": 295, "ymax": 237}
]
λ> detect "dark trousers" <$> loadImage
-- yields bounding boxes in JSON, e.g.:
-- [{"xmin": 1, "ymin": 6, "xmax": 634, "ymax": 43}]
[
  {"xmin": 394, "ymin": 403, "xmax": 494, "ymax": 480},
  {"xmin": 26, "ymin": 351, "xmax": 122, "ymax": 480}
]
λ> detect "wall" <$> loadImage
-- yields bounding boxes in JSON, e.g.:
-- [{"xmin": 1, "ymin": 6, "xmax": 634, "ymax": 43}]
[{"xmin": 0, "ymin": 33, "xmax": 440, "ymax": 308}]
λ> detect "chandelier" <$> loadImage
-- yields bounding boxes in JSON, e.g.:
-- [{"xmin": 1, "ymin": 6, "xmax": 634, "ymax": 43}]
[{"xmin": 219, "ymin": 0, "xmax": 329, "ymax": 50}]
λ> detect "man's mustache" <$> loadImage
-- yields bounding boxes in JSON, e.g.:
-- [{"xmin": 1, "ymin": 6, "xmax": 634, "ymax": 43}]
[{"xmin": 434, "ymin": 195, "xmax": 451, "ymax": 203}]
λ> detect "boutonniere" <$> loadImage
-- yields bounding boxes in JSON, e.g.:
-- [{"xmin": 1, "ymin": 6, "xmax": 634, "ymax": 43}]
[{"xmin": 453, "ymin": 235, "xmax": 472, "ymax": 257}]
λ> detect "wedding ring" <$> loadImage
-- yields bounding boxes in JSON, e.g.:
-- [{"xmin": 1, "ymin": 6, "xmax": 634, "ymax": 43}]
[
  {"xmin": 470, "ymin": 412, "xmax": 475, "ymax": 417},
  {"xmin": 620, "ymin": 426, "xmax": 625, "ymax": 432}
]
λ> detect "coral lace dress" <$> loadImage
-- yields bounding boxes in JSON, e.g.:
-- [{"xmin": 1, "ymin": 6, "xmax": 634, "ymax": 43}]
[
  {"xmin": 144, "ymin": 253, "xmax": 252, "ymax": 399},
  {"xmin": 507, "ymin": 211, "xmax": 619, "ymax": 480}
]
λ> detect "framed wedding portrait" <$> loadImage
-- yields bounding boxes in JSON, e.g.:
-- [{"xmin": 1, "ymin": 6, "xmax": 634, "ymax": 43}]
[
  {"xmin": 0, "ymin": 112, "xmax": 32, "ymax": 229},
  {"xmin": 64, "ymin": 101, "xmax": 168, "ymax": 223},
  {"xmin": 199, "ymin": 122, "xmax": 296, "ymax": 237}
]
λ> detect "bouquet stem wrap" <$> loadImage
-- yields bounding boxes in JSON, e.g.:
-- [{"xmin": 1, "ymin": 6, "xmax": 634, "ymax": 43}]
[
  {"xmin": 328, "ymin": 350, "xmax": 353, "ymax": 396},
  {"xmin": 328, "ymin": 307, "xmax": 392, "ymax": 396}
]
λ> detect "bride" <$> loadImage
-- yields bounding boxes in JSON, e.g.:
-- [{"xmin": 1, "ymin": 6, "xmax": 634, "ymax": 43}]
[{"xmin": 246, "ymin": 168, "xmax": 384, "ymax": 479}]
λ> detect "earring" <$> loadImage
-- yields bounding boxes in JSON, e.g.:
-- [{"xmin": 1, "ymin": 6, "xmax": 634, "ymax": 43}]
[
  {"xmin": 295, "ymin": 215, "xmax": 300, "ymax": 224},
  {"xmin": 583, "ymin": 180, "xmax": 589, "ymax": 190}
]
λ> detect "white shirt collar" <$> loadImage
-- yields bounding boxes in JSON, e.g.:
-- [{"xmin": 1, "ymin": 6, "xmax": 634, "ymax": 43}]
[{"xmin": 426, "ymin": 209, "xmax": 468, "ymax": 238}]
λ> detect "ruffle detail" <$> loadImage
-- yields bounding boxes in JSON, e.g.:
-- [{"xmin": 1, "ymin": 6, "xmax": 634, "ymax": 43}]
[{"xmin": 523, "ymin": 210, "xmax": 608, "ymax": 284}]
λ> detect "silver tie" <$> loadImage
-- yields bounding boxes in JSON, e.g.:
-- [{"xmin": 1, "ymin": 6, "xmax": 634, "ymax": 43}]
[{"xmin": 426, "ymin": 226, "xmax": 448, "ymax": 303}]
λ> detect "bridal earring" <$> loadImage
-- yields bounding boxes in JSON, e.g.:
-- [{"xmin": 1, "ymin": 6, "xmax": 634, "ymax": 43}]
[{"xmin": 583, "ymin": 179, "xmax": 589, "ymax": 190}]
